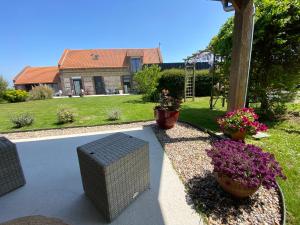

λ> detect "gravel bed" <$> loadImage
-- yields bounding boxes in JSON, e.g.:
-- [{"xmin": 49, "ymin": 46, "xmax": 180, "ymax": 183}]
[
  {"xmin": 2, "ymin": 121, "xmax": 154, "ymax": 140},
  {"xmin": 152, "ymin": 122, "xmax": 282, "ymax": 225}
]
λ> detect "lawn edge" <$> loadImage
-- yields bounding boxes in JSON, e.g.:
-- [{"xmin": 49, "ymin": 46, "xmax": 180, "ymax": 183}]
[{"xmin": 0, "ymin": 119, "xmax": 154, "ymax": 134}]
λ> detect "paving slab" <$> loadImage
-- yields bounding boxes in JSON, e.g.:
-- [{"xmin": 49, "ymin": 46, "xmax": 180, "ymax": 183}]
[{"xmin": 0, "ymin": 127, "xmax": 203, "ymax": 225}]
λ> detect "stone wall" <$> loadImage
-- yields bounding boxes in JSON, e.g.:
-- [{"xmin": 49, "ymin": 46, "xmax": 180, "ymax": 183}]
[{"xmin": 59, "ymin": 68, "xmax": 130, "ymax": 95}]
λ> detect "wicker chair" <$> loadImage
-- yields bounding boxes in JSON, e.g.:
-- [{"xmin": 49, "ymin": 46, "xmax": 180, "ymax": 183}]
[{"xmin": 0, "ymin": 137, "xmax": 26, "ymax": 196}]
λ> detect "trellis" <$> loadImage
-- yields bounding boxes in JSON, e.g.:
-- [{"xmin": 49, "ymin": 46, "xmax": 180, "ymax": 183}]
[{"xmin": 183, "ymin": 50, "xmax": 227, "ymax": 107}]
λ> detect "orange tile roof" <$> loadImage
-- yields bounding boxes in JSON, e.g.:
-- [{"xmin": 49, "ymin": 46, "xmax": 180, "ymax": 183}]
[
  {"xmin": 58, "ymin": 48, "xmax": 163, "ymax": 69},
  {"xmin": 14, "ymin": 66, "xmax": 59, "ymax": 85}
]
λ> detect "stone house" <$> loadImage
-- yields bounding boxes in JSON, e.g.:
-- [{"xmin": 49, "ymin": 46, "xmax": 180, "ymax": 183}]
[{"xmin": 14, "ymin": 48, "xmax": 163, "ymax": 95}]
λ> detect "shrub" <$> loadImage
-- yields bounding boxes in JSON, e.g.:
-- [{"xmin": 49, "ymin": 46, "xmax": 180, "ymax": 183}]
[
  {"xmin": 3, "ymin": 89, "xmax": 28, "ymax": 103},
  {"xmin": 11, "ymin": 113, "xmax": 34, "ymax": 128},
  {"xmin": 0, "ymin": 75, "xmax": 8, "ymax": 98},
  {"xmin": 29, "ymin": 85, "xmax": 53, "ymax": 100},
  {"xmin": 134, "ymin": 65, "xmax": 161, "ymax": 101},
  {"xmin": 107, "ymin": 108, "xmax": 122, "ymax": 121},
  {"xmin": 206, "ymin": 140, "xmax": 286, "ymax": 189},
  {"xmin": 217, "ymin": 108, "xmax": 268, "ymax": 135},
  {"xmin": 57, "ymin": 106, "xmax": 75, "ymax": 124}
]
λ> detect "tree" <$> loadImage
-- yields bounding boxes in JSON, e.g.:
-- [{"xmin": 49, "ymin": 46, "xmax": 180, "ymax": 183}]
[
  {"xmin": 133, "ymin": 65, "xmax": 161, "ymax": 101},
  {"xmin": 0, "ymin": 75, "xmax": 8, "ymax": 98},
  {"xmin": 209, "ymin": 0, "xmax": 300, "ymax": 119}
]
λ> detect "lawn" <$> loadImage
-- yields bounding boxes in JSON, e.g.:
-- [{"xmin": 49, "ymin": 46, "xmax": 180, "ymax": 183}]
[
  {"xmin": 0, "ymin": 95, "xmax": 156, "ymax": 132},
  {"xmin": 0, "ymin": 95, "xmax": 299, "ymax": 224}
]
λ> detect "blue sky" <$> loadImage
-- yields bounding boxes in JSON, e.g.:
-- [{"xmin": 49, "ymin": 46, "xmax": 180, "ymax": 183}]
[{"xmin": 0, "ymin": 0, "xmax": 233, "ymax": 86}]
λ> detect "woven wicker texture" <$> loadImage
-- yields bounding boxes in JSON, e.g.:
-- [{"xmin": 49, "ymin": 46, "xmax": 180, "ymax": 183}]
[
  {"xmin": 0, "ymin": 137, "xmax": 26, "ymax": 196},
  {"xmin": 77, "ymin": 132, "xmax": 150, "ymax": 222},
  {"xmin": 0, "ymin": 215, "xmax": 71, "ymax": 225}
]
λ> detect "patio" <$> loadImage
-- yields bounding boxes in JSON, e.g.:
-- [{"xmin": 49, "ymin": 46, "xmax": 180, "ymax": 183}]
[{"xmin": 0, "ymin": 126, "xmax": 203, "ymax": 225}]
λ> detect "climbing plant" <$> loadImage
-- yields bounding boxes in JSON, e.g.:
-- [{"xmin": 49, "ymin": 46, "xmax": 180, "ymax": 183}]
[{"xmin": 209, "ymin": 0, "xmax": 300, "ymax": 119}]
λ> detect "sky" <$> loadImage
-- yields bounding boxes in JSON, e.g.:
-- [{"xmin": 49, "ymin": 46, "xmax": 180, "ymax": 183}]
[{"xmin": 0, "ymin": 0, "xmax": 233, "ymax": 86}]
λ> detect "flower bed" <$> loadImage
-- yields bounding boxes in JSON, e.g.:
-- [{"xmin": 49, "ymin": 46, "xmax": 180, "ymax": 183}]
[{"xmin": 153, "ymin": 122, "xmax": 284, "ymax": 225}]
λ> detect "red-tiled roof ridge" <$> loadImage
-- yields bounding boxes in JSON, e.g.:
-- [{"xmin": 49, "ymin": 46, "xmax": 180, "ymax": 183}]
[
  {"xmin": 13, "ymin": 66, "xmax": 31, "ymax": 82},
  {"xmin": 58, "ymin": 49, "xmax": 69, "ymax": 67},
  {"xmin": 157, "ymin": 48, "xmax": 163, "ymax": 63}
]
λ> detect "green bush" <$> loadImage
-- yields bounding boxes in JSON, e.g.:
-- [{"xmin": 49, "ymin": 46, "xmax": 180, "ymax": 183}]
[
  {"xmin": 134, "ymin": 65, "xmax": 161, "ymax": 101},
  {"xmin": 11, "ymin": 113, "xmax": 34, "ymax": 128},
  {"xmin": 57, "ymin": 106, "xmax": 76, "ymax": 124},
  {"xmin": 3, "ymin": 89, "xmax": 28, "ymax": 103},
  {"xmin": 107, "ymin": 108, "xmax": 122, "ymax": 121},
  {"xmin": 0, "ymin": 75, "xmax": 8, "ymax": 98},
  {"xmin": 29, "ymin": 85, "xmax": 53, "ymax": 100},
  {"xmin": 157, "ymin": 69, "xmax": 213, "ymax": 99}
]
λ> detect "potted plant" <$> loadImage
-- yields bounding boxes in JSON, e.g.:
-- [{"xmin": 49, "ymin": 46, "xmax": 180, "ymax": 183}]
[
  {"xmin": 206, "ymin": 140, "xmax": 286, "ymax": 198},
  {"xmin": 217, "ymin": 108, "xmax": 268, "ymax": 141},
  {"xmin": 154, "ymin": 89, "xmax": 181, "ymax": 129}
]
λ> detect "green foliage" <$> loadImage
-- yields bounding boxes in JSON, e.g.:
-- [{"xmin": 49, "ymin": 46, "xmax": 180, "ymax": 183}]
[
  {"xmin": 133, "ymin": 65, "xmax": 161, "ymax": 101},
  {"xmin": 107, "ymin": 108, "xmax": 122, "ymax": 121},
  {"xmin": 0, "ymin": 75, "xmax": 8, "ymax": 98},
  {"xmin": 158, "ymin": 69, "xmax": 213, "ymax": 98},
  {"xmin": 11, "ymin": 113, "xmax": 34, "ymax": 128},
  {"xmin": 3, "ymin": 89, "xmax": 28, "ymax": 103},
  {"xmin": 56, "ymin": 106, "xmax": 76, "ymax": 124},
  {"xmin": 29, "ymin": 85, "xmax": 54, "ymax": 100},
  {"xmin": 209, "ymin": 0, "xmax": 300, "ymax": 120}
]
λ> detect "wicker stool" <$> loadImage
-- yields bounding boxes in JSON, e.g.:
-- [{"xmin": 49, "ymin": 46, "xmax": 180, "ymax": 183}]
[
  {"xmin": 0, "ymin": 137, "xmax": 26, "ymax": 196},
  {"xmin": 77, "ymin": 133, "xmax": 150, "ymax": 222}
]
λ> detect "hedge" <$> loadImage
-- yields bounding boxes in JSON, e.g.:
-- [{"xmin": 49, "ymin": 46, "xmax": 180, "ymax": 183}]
[
  {"xmin": 157, "ymin": 69, "xmax": 216, "ymax": 99},
  {"xmin": 3, "ymin": 89, "xmax": 28, "ymax": 103}
]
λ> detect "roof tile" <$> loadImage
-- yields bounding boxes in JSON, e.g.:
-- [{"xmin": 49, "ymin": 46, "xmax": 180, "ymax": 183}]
[
  {"xmin": 58, "ymin": 48, "xmax": 162, "ymax": 69},
  {"xmin": 14, "ymin": 66, "xmax": 59, "ymax": 85}
]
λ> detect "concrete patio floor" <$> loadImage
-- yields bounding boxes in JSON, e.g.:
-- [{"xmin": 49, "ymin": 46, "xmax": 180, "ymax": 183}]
[{"xmin": 0, "ymin": 126, "xmax": 203, "ymax": 225}]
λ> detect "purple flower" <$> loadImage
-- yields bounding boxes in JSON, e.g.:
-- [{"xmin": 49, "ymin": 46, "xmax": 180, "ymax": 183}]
[{"xmin": 206, "ymin": 140, "xmax": 286, "ymax": 189}]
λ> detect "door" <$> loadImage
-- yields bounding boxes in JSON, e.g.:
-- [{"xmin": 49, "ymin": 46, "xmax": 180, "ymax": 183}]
[
  {"xmin": 72, "ymin": 79, "xmax": 82, "ymax": 95},
  {"xmin": 94, "ymin": 76, "xmax": 106, "ymax": 94}
]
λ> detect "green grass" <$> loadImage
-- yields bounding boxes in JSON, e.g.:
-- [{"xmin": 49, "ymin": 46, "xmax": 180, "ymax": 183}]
[
  {"xmin": 0, "ymin": 95, "xmax": 155, "ymax": 132},
  {"xmin": 0, "ymin": 95, "xmax": 299, "ymax": 224},
  {"xmin": 248, "ymin": 120, "xmax": 300, "ymax": 225}
]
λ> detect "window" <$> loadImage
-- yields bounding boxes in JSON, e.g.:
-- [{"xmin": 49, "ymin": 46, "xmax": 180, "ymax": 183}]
[{"xmin": 130, "ymin": 58, "xmax": 141, "ymax": 73}]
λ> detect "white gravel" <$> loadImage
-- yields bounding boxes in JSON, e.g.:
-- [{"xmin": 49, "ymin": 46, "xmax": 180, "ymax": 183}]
[{"xmin": 152, "ymin": 122, "xmax": 282, "ymax": 225}]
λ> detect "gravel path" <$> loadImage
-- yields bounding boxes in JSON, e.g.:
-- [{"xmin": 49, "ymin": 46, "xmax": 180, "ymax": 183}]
[
  {"xmin": 152, "ymin": 122, "xmax": 282, "ymax": 225},
  {"xmin": 2, "ymin": 121, "xmax": 154, "ymax": 140}
]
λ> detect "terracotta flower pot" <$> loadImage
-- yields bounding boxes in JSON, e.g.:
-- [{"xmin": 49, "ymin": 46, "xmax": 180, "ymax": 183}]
[
  {"xmin": 224, "ymin": 130, "xmax": 246, "ymax": 141},
  {"xmin": 215, "ymin": 173, "xmax": 260, "ymax": 198},
  {"xmin": 154, "ymin": 108, "xmax": 179, "ymax": 129}
]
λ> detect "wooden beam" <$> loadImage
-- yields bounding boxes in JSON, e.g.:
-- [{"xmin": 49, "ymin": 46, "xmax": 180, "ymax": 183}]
[
  {"xmin": 230, "ymin": 0, "xmax": 242, "ymax": 11},
  {"xmin": 227, "ymin": 0, "xmax": 254, "ymax": 111}
]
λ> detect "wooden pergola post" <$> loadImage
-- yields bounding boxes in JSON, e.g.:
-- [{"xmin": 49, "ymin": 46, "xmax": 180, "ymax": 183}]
[{"xmin": 227, "ymin": 0, "xmax": 255, "ymax": 111}]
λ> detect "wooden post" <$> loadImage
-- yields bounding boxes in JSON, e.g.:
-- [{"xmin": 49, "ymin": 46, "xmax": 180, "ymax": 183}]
[{"xmin": 227, "ymin": 0, "xmax": 254, "ymax": 111}]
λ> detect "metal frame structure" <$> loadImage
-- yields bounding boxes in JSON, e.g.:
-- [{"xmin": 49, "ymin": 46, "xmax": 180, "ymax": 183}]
[{"xmin": 183, "ymin": 50, "xmax": 214, "ymax": 102}]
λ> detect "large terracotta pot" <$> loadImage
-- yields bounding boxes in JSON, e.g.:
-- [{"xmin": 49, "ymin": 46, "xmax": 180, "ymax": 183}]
[
  {"xmin": 154, "ymin": 108, "xmax": 179, "ymax": 129},
  {"xmin": 224, "ymin": 130, "xmax": 246, "ymax": 141},
  {"xmin": 215, "ymin": 173, "xmax": 260, "ymax": 198}
]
